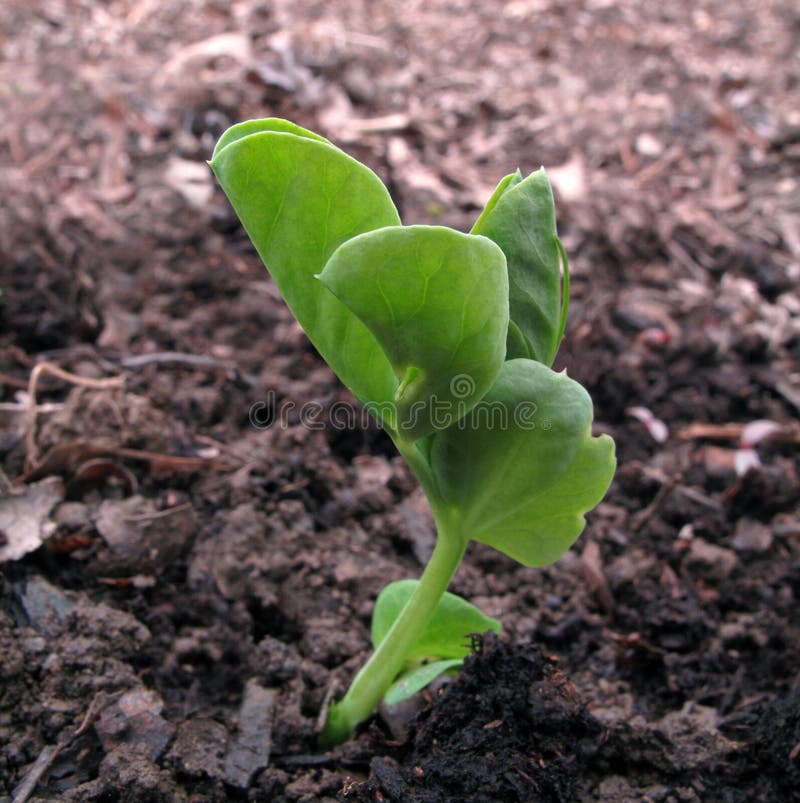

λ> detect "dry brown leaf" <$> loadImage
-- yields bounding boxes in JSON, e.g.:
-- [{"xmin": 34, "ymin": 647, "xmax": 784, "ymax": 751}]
[{"xmin": 0, "ymin": 477, "xmax": 63, "ymax": 562}]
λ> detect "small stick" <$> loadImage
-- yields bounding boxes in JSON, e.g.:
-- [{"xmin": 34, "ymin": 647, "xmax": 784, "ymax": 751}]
[
  {"xmin": 112, "ymin": 446, "xmax": 231, "ymax": 471},
  {"xmin": 120, "ymin": 351, "xmax": 245, "ymax": 379},
  {"xmin": 74, "ymin": 690, "xmax": 121, "ymax": 736},
  {"xmin": 0, "ymin": 371, "xmax": 29, "ymax": 390},
  {"xmin": 21, "ymin": 440, "xmax": 234, "ymax": 482},
  {"xmin": 122, "ymin": 502, "xmax": 193, "ymax": 523},
  {"xmin": 11, "ymin": 745, "xmax": 61, "ymax": 803},
  {"xmin": 11, "ymin": 691, "xmax": 118, "ymax": 803},
  {"xmin": 0, "ymin": 402, "xmax": 63, "ymax": 414},
  {"xmin": 24, "ymin": 362, "xmax": 124, "ymax": 472},
  {"xmin": 20, "ymin": 132, "xmax": 71, "ymax": 177},
  {"xmin": 630, "ymin": 473, "xmax": 679, "ymax": 534},
  {"xmin": 675, "ymin": 422, "xmax": 800, "ymax": 445}
]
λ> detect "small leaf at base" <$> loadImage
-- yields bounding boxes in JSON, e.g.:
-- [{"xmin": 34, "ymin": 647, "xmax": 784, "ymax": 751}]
[{"xmin": 383, "ymin": 659, "xmax": 464, "ymax": 706}]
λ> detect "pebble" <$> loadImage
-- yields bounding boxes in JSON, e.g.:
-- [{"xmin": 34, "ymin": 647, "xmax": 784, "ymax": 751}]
[
  {"xmin": 12, "ymin": 576, "xmax": 75, "ymax": 637},
  {"xmin": 53, "ymin": 501, "xmax": 91, "ymax": 531},
  {"xmin": 731, "ymin": 518, "xmax": 773, "ymax": 554},
  {"xmin": 95, "ymin": 495, "xmax": 194, "ymax": 573},
  {"xmin": 224, "ymin": 680, "xmax": 275, "ymax": 788},
  {"xmin": 167, "ymin": 717, "xmax": 228, "ymax": 780},
  {"xmin": 635, "ymin": 132, "xmax": 665, "ymax": 157},
  {"xmin": 95, "ymin": 688, "xmax": 174, "ymax": 760},
  {"xmin": 685, "ymin": 539, "xmax": 738, "ymax": 580}
]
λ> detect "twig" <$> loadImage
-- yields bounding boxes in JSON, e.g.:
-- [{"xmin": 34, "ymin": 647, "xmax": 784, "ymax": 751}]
[
  {"xmin": 630, "ymin": 473, "xmax": 680, "ymax": 534},
  {"xmin": 21, "ymin": 132, "xmax": 72, "ymax": 177},
  {"xmin": 774, "ymin": 380, "xmax": 800, "ymax": 414},
  {"xmin": 0, "ymin": 371, "xmax": 29, "ymax": 390},
  {"xmin": 635, "ymin": 145, "xmax": 682, "ymax": 186},
  {"xmin": 122, "ymin": 501, "xmax": 192, "ymax": 523},
  {"xmin": 74, "ymin": 690, "xmax": 122, "ymax": 736},
  {"xmin": 11, "ymin": 690, "xmax": 119, "ymax": 803},
  {"xmin": 675, "ymin": 422, "xmax": 800, "ymax": 445},
  {"xmin": 120, "ymin": 351, "xmax": 247, "ymax": 381},
  {"xmin": 11, "ymin": 744, "xmax": 61, "ymax": 803},
  {"xmin": 21, "ymin": 439, "xmax": 236, "ymax": 482},
  {"xmin": 0, "ymin": 402, "xmax": 63, "ymax": 414},
  {"xmin": 675, "ymin": 485, "xmax": 722, "ymax": 512},
  {"xmin": 113, "ymin": 446, "xmax": 233, "ymax": 471},
  {"xmin": 194, "ymin": 433, "xmax": 257, "ymax": 462},
  {"xmin": 120, "ymin": 350, "xmax": 256, "ymax": 385},
  {"xmin": 24, "ymin": 362, "xmax": 124, "ymax": 472}
]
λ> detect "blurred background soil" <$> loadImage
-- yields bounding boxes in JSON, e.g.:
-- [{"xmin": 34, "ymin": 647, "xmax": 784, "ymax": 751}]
[{"xmin": 1, "ymin": 1, "xmax": 799, "ymax": 800}]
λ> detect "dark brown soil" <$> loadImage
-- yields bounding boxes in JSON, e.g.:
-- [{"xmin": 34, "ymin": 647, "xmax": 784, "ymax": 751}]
[{"xmin": 2, "ymin": 1, "xmax": 799, "ymax": 801}]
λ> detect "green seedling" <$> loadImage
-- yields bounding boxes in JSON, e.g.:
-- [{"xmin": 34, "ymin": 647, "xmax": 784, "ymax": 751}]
[
  {"xmin": 372, "ymin": 579, "xmax": 501, "ymax": 706},
  {"xmin": 209, "ymin": 118, "xmax": 616, "ymax": 746}
]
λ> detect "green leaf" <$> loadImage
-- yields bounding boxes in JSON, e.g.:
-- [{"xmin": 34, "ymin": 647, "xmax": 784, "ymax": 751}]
[
  {"xmin": 470, "ymin": 169, "xmax": 522, "ymax": 233},
  {"xmin": 211, "ymin": 118, "xmax": 329, "ymax": 161},
  {"xmin": 430, "ymin": 359, "xmax": 616, "ymax": 567},
  {"xmin": 471, "ymin": 169, "xmax": 564, "ymax": 365},
  {"xmin": 319, "ymin": 226, "xmax": 509, "ymax": 439},
  {"xmin": 372, "ymin": 579, "xmax": 501, "ymax": 661},
  {"xmin": 383, "ymin": 659, "xmax": 463, "ymax": 706},
  {"xmin": 209, "ymin": 118, "xmax": 401, "ymax": 411}
]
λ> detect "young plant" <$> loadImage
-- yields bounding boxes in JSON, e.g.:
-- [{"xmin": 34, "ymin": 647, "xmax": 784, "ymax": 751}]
[
  {"xmin": 371, "ymin": 579, "xmax": 501, "ymax": 707},
  {"xmin": 209, "ymin": 119, "xmax": 616, "ymax": 746}
]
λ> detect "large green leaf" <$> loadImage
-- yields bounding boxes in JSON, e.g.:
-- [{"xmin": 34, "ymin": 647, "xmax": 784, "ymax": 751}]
[
  {"xmin": 319, "ymin": 226, "xmax": 509, "ymax": 439},
  {"xmin": 430, "ymin": 359, "xmax": 616, "ymax": 566},
  {"xmin": 471, "ymin": 169, "xmax": 565, "ymax": 365},
  {"xmin": 372, "ymin": 579, "xmax": 501, "ymax": 660},
  {"xmin": 209, "ymin": 118, "xmax": 401, "ymax": 410},
  {"xmin": 211, "ymin": 118, "xmax": 329, "ymax": 159}
]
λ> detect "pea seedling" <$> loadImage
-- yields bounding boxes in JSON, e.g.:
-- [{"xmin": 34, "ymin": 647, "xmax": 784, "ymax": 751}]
[{"xmin": 210, "ymin": 119, "xmax": 615, "ymax": 746}]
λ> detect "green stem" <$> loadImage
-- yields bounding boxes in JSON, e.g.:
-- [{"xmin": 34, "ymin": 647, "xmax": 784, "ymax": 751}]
[
  {"xmin": 394, "ymin": 435, "xmax": 441, "ymax": 507},
  {"xmin": 320, "ymin": 523, "xmax": 467, "ymax": 746}
]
